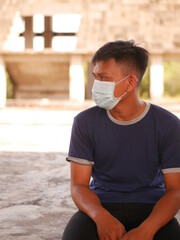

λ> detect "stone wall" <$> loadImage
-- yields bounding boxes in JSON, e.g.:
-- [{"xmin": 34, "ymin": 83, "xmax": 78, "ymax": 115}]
[
  {"xmin": 3, "ymin": 52, "xmax": 70, "ymax": 99},
  {"xmin": 0, "ymin": 0, "xmax": 180, "ymax": 53},
  {"xmin": 1, "ymin": 0, "xmax": 180, "ymax": 102}
]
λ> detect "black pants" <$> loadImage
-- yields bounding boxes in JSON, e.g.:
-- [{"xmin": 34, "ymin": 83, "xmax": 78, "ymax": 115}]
[{"xmin": 62, "ymin": 203, "xmax": 180, "ymax": 240}]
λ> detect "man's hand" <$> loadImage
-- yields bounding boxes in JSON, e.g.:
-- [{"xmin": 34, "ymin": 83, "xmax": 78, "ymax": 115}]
[
  {"xmin": 95, "ymin": 209, "xmax": 126, "ymax": 240},
  {"xmin": 119, "ymin": 225, "xmax": 154, "ymax": 240},
  {"xmin": 71, "ymin": 162, "xmax": 125, "ymax": 239}
]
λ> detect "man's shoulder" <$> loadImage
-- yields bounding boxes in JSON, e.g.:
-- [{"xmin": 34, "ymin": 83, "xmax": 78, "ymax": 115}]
[
  {"xmin": 150, "ymin": 103, "xmax": 179, "ymax": 121},
  {"xmin": 75, "ymin": 106, "xmax": 105, "ymax": 121},
  {"xmin": 149, "ymin": 103, "xmax": 180, "ymax": 131}
]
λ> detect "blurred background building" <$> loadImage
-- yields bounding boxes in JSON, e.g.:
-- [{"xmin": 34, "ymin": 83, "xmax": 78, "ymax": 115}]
[{"xmin": 0, "ymin": 0, "xmax": 180, "ymax": 108}]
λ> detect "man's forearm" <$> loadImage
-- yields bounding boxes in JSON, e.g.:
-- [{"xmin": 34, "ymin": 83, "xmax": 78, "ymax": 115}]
[
  {"xmin": 140, "ymin": 189, "xmax": 180, "ymax": 235},
  {"xmin": 71, "ymin": 184, "xmax": 108, "ymax": 221},
  {"xmin": 71, "ymin": 184, "xmax": 127, "ymax": 239}
]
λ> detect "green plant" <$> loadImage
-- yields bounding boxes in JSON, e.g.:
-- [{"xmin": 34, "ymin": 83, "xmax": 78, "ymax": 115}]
[
  {"xmin": 6, "ymin": 70, "xmax": 14, "ymax": 99},
  {"xmin": 164, "ymin": 61, "xmax": 180, "ymax": 97},
  {"xmin": 139, "ymin": 66, "xmax": 150, "ymax": 99}
]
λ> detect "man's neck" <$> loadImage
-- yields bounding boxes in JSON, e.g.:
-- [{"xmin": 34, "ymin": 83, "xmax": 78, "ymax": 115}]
[{"xmin": 110, "ymin": 98, "xmax": 146, "ymax": 122}]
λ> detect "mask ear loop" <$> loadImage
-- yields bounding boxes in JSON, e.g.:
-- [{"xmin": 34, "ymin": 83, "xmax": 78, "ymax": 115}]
[
  {"xmin": 115, "ymin": 75, "xmax": 138, "ymax": 100},
  {"xmin": 117, "ymin": 91, "xmax": 128, "ymax": 100},
  {"xmin": 114, "ymin": 75, "xmax": 130, "ymax": 100},
  {"xmin": 115, "ymin": 74, "xmax": 130, "ymax": 86},
  {"xmin": 114, "ymin": 74, "xmax": 129, "ymax": 99}
]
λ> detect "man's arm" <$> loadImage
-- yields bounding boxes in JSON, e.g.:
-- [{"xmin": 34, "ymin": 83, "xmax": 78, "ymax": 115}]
[
  {"xmin": 120, "ymin": 172, "xmax": 180, "ymax": 240},
  {"xmin": 70, "ymin": 161, "xmax": 126, "ymax": 240},
  {"xmin": 141, "ymin": 172, "xmax": 180, "ymax": 233}
]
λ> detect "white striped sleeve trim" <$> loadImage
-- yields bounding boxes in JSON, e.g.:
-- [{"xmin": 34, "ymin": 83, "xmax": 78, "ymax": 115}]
[
  {"xmin": 162, "ymin": 168, "xmax": 180, "ymax": 174},
  {"xmin": 66, "ymin": 156, "xmax": 94, "ymax": 166}
]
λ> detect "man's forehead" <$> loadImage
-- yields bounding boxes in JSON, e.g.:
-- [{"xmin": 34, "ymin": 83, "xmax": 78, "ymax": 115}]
[
  {"xmin": 92, "ymin": 67, "xmax": 109, "ymax": 76},
  {"xmin": 92, "ymin": 59, "xmax": 124, "ymax": 74},
  {"xmin": 92, "ymin": 68, "xmax": 109, "ymax": 76}
]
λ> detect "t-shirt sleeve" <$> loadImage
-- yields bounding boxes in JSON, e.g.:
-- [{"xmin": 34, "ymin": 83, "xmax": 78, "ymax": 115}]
[
  {"xmin": 161, "ymin": 117, "xmax": 180, "ymax": 174},
  {"xmin": 66, "ymin": 116, "xmax": 95, "ymax": 166}
]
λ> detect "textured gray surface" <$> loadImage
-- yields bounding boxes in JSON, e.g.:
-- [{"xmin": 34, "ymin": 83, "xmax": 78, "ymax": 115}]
[
  {"xmin": 0, "ymin": 108, "xmax": 78, "ymax": 240},
  {"xmin": 0, "ymin": 151, "xmax": 179, "ymax": 240},
  {"xmin": 0, "ymin": 151, "xmax": 77, "ymax": 240}
]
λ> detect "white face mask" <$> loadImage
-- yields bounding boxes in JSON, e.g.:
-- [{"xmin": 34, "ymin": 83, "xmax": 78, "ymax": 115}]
[{"xmin": 92, "ymin": 75, "xmax": 129, "ymax": 110}]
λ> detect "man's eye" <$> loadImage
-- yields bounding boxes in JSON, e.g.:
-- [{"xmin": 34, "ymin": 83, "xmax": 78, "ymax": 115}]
[
  {"xmin": 100, "ymin": 75, "xmax": 105, "ymax": 81},
  {"xmin": 92, "ymin": 74, "xmax": 96, "ymax": 80}
]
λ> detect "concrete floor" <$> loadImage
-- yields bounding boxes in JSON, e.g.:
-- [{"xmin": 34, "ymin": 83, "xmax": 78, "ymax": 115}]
[
  {"xmin": 0, "ymin": 151, "xmax": 76, "ymax": 240},
  {"xmin": 0, "ymin": 107, "xmax": 80, "ymax": 240},
  {"xmin": 0, "ymin": 100, "xmax": 179, "ymax": 239}
]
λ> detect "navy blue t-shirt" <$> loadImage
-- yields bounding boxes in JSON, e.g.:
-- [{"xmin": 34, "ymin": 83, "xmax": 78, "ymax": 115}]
[{"xmin": 67, "ymin": 103, "xmax": 180, "ymax": 204}]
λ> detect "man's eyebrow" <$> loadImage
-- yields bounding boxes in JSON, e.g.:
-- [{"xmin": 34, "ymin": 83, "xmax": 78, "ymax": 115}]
[{"xmin": 92, "ymin": 72, "xmax": 108, "ymax": 76}]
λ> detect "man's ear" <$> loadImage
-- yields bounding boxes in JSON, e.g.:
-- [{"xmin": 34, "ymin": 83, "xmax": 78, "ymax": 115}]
[{"xmin": 127, "ymin": 75, "xmax": 138, "ymax": 91}]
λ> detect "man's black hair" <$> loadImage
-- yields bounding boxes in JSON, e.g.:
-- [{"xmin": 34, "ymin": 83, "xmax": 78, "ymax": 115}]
[{"xmin": 92, "ymin": 40, "xmax": 149, "ymax": 84}]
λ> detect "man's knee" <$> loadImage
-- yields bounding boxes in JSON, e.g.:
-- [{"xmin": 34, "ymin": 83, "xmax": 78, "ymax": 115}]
[
  {"xmin": 62, "ymin": 211, "xmax": 98, "ymax": 240},
  {"xmin": 154, "ymin": 218, "xmax": 180, "ymax": 240}
]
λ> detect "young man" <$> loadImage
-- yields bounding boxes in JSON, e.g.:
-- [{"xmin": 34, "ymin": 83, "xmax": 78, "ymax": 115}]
[{"xmin": 63, "ymin": 40, "xmax": 180, "ymax": 240}]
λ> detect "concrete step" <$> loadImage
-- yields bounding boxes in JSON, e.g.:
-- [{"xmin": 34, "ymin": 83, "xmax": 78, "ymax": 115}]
[{"xmin": 5, "ymin": 99, "xmax": 95, "ymax": 110}]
